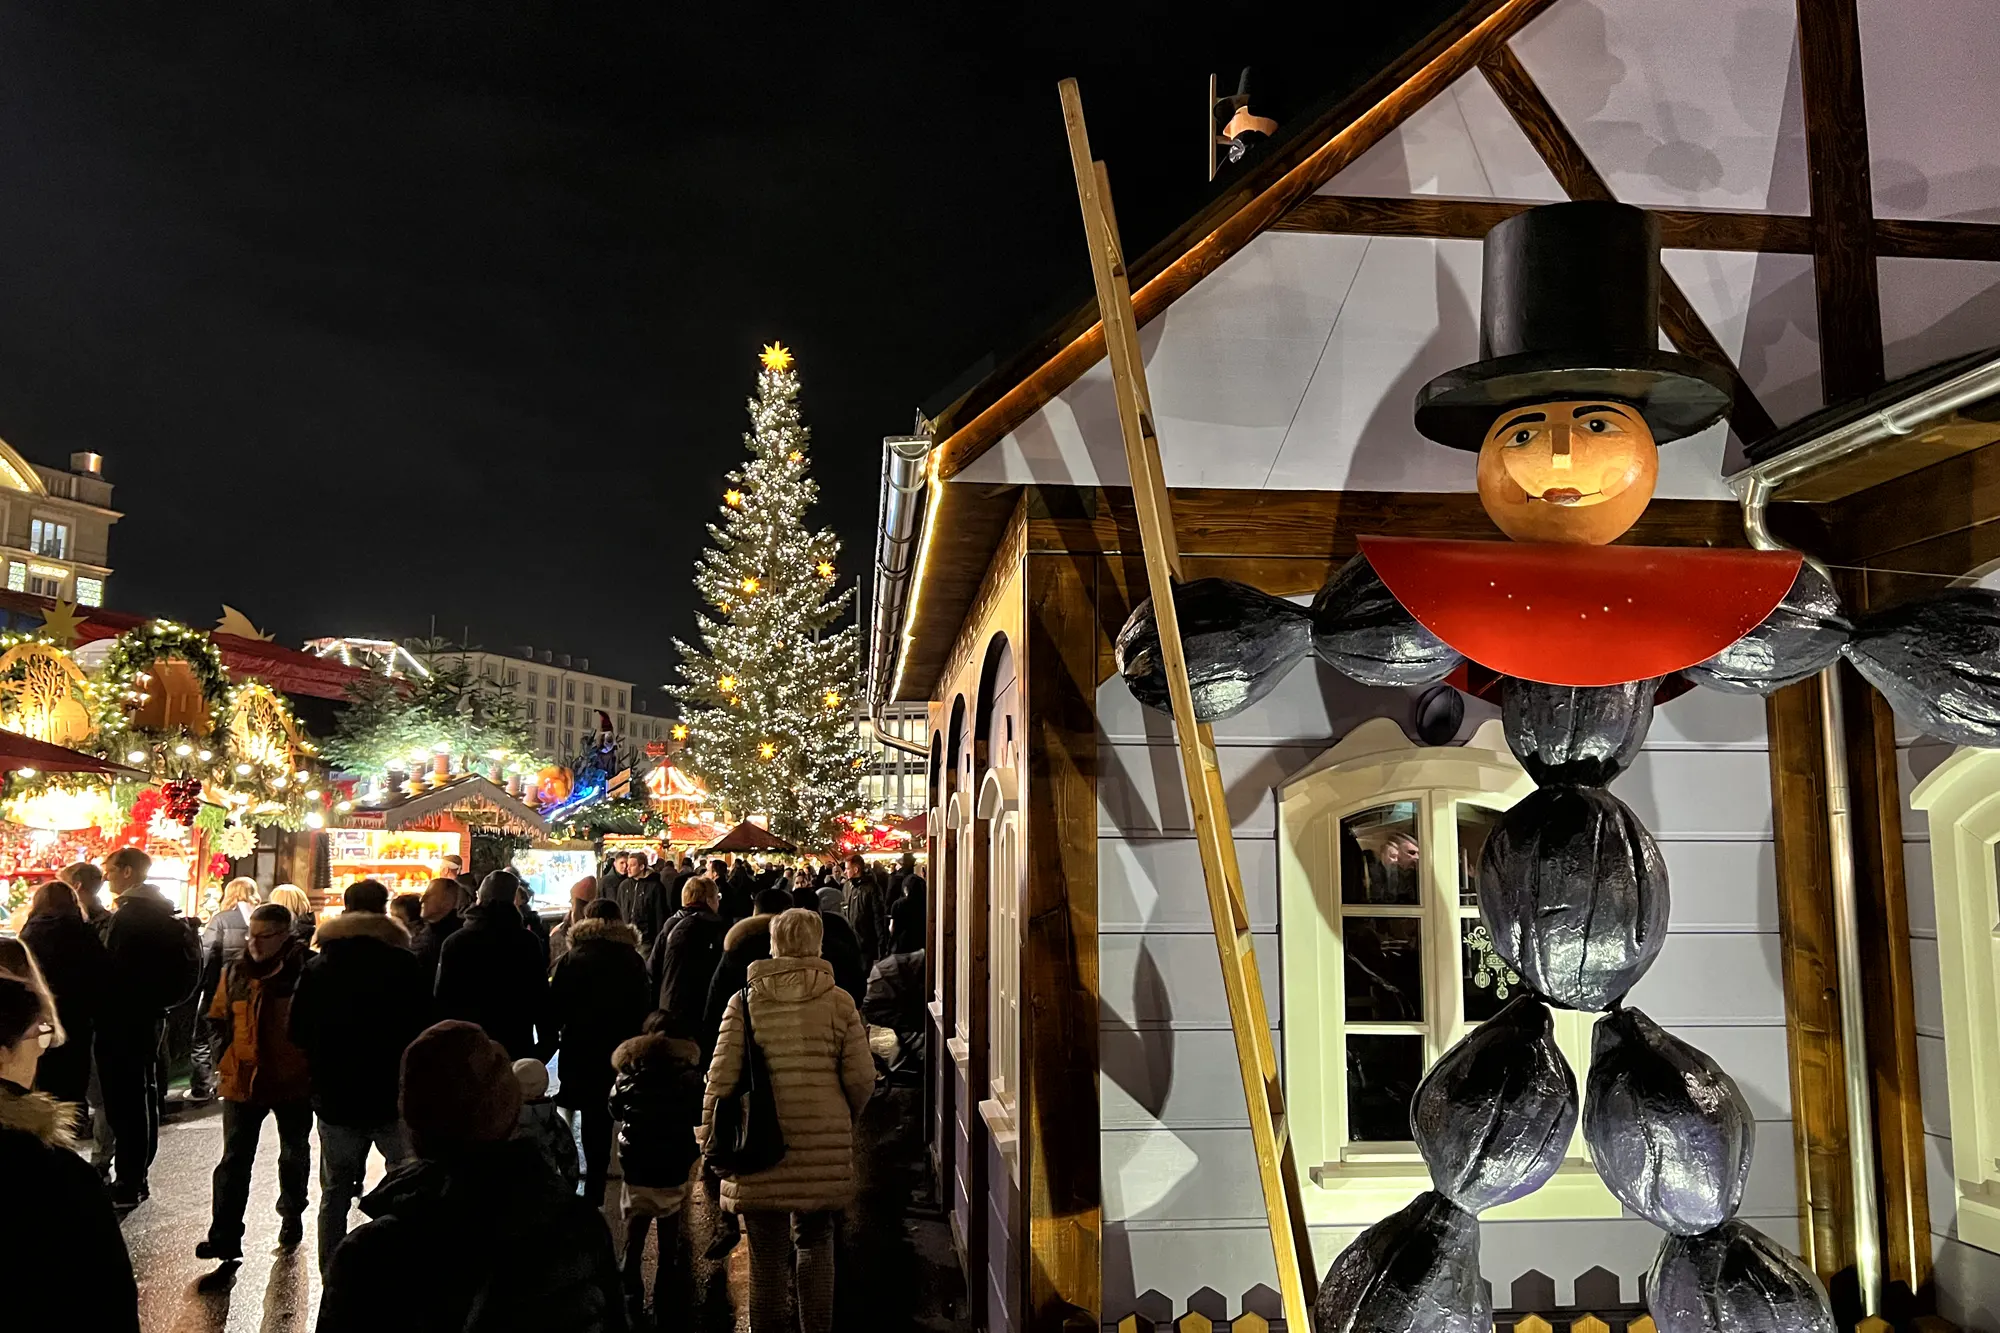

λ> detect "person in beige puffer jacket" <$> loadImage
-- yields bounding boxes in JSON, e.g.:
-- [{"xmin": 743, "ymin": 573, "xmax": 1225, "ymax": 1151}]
[{"xmin": 702, "ymin": 907, "xmax": 873, "ymax": 1333}]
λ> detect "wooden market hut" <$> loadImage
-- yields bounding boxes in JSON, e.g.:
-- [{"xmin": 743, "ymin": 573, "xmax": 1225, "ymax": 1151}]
[{"xmin": 864, "ymin": 2, "xmax": 2000, "ymax": 1329}]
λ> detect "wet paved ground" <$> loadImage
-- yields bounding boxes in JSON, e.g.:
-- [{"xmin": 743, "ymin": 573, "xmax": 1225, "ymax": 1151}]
[{"xmin": 124, "ymin": 1082, "xmax": 965, "ymax": 1331}]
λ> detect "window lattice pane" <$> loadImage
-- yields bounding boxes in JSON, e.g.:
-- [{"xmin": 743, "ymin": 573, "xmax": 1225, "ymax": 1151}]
[
  {"xmin": 1343, "ymin": 916, "xmax": 1423, "ymax": 1022},
  {"xmin": 1457, "ymin": 804, "xmax": 1504, "ymax": 907},
  {"xmin": 1340, "ymin": 801, "xmax": 1421, "ymax": 905},
  {"xmin": 1346, "ymin": 1034, "xmax": 1423, "ymax": 1143}
]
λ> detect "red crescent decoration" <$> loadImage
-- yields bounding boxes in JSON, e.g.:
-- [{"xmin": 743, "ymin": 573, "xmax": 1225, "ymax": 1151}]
[{"xmin": 1359, "ymin": 535, "xmax": 1803, "ymax": 688}]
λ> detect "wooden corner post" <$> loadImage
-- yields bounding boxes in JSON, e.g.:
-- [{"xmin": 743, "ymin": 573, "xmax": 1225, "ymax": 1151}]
[{"xmin": 1057, "ymin": 78, "xmax": 1318, "ymax": 1332}]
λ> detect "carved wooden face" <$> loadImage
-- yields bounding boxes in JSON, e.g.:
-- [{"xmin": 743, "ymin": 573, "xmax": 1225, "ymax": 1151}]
[{"xmin": 1475, "ymin": 399, "xmax": 1658, "ymax": 544}]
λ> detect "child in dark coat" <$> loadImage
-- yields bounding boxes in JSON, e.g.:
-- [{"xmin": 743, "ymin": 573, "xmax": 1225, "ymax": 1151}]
[{"xmin": 608, "ymin": 1011, "xmax": 706, "ymax": 1323}]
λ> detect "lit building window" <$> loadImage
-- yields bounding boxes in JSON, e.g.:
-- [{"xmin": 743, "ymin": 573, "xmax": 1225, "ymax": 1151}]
[
  {"xmin": 74, "ymin": 576, "xmax": 103, "ymax": 607},
  {"xmin": 26, "ymin": 567, "xmax": 65, "ymax": 598},
  {"xmin": 1278, "ymin": 718, "xmax": 1615, "ymax": 1224},
  {"xmin": 6, "ymin": 563, "xmax": 24, "ymax": 593},
  {"xmin": 29, "ymin": 518, "xmax": 69, "ymax": 560}
]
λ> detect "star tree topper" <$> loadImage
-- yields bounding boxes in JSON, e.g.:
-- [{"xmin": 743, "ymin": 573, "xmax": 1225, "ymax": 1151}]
[{"xmin": 759, "ymin": 342, "xmax": 794, "ymax": 372}]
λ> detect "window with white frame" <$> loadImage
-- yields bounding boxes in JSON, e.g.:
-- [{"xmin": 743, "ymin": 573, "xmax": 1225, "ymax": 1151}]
[
  {"xmin": 981, "ymin": 767, "xmax": 1021, "ymax": 1135},
  {"xmin": 26, "ymin": 566, "xmax": 65, "ymax": 598},
  {"xmin": 1278, "ymin": 717, "xmax": 1618, "ymax": 1225},
  {"xmin": 29, "ymin": 517, "xmax": 68, "ymax": 560},
  {"xmin": 1910, "ymin": 746, "xmax": 2000, "ymax": 1255}
]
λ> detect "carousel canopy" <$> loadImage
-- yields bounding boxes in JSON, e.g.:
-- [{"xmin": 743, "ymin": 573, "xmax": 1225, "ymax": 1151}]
[{"xmin": 700, "ymin": 820, "xmax": 797, "ymax": 855}]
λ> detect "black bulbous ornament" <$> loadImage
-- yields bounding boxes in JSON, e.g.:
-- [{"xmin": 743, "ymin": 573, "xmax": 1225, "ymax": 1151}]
[
  {"xmin": 1309, "ymin": 555, "xmax": 1462, "ymax": 688},
  {"xmin": 1501, "ymin": 678, "xmax": 1656, "ymax": 786},
  {"xmin": 1648, "ymin": 1219, "xmax": 1835, "ymax": 1333},
  {"xmin": 1411, "ymin": 995, "xmax": 1577, "ymax": 1213},
  {"xmin": 1477, "ymin": 784, "xmax": 1668, "ymax": 1010},
  {"xmin": 1584, "ymin": 1007, "xmax": 1753, "ymax": 1234},
  {"xmin": 1115, "ymin": 578, "xmax": 1313, "ymax": 722},
  {"xmin": 1313, "ymin": 1191, "xmax": 1489, "ymax": 1333}
]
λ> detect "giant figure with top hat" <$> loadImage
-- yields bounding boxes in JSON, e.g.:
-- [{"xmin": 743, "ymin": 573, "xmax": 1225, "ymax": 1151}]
[{"xmin": 1117, "ymin": 201, "xmax": 2000, "ymax": 1333}]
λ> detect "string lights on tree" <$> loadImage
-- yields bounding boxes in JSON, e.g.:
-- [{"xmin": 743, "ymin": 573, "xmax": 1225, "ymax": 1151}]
[{"xmin": 670, "ymin": 343, "xmax": 864, "ymax": 848}]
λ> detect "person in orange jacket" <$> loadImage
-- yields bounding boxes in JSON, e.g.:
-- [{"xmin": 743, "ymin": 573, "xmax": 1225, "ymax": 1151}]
[{"xmin": 197, "ymin": 901, "xmax": 313, "ymax": 1263}]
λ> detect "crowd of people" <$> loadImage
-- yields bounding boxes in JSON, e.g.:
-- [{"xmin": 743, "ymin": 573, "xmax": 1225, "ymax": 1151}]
[{"xmin": 0, "ymin": 844, "xmax": 930, "ymax": 1332}]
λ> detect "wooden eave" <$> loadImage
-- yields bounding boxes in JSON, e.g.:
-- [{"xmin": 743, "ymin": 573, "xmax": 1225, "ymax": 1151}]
[{"xmin": 923, "ymin": 0, "xmax": 1564, "ymax": 484}]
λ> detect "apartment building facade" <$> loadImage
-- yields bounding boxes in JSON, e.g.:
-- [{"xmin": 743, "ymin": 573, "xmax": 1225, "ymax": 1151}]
[
  {"xmin": 455, "ymin": 645, "xmax": 672, "ymax": 761},
  {"xmin": 0, "ymin": 443, "xmax": 117, "ymax": 607}
]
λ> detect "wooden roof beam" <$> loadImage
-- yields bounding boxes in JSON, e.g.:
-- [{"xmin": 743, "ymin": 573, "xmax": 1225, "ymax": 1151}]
[
  {"xmin": 1478, "ymin": 44, "xmax": 1781, "ymax": 446},
  {"xmin": 1277, "ymin": 196, "xmax": 2000, "ymax": 261},
  {"xmin": 929, "ymin": 0, "xmax": 1565, "ymax": 481}
]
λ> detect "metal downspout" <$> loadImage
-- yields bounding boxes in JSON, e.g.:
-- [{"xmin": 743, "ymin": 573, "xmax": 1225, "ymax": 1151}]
[
  {"xmin": 868, "ymin": 427, "xmax": 935, "ymax": 760},
  {"xmin": 1740, "ymin": 474, "xmax": 1882, "ymax": 1318}
]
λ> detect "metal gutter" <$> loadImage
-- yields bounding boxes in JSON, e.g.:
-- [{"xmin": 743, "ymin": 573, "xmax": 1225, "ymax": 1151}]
[
  {"xmin": 866, "ymin": 423, "xmax": 935, "ymax": 757},
  {"xmin": 1726, "ymin": 348, "xmax": 2000, "ymax": 497}
]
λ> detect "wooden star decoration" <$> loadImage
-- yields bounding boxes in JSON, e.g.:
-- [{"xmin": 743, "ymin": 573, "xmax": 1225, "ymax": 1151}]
[{"xmin": 38, "ymin": 599, "xmax": 88, "ymax": 648}]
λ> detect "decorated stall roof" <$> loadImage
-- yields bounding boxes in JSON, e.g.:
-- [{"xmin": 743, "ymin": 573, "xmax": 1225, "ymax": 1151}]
[
  {"xmin": 341, "ymin": 773, "xmax": 548, "ymax": 836},
  {"xmin": 0, "ymin": 729, "xmax": 147, "ymax": 776},
  {"xmin": 0, "ymin": 593, "xmax": 368, "ymax": 700}
]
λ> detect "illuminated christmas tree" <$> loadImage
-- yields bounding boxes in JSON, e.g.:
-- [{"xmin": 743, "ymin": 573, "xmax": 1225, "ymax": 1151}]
[{"xmin": 670, "ymin": 344, "xmax": 864, "ymax": 848}]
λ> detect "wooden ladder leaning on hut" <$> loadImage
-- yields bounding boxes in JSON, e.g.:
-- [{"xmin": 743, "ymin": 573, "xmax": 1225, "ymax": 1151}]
[{"xmin": 1058, "ymin": 78, "xmax": 1319, "ymax": 1333}]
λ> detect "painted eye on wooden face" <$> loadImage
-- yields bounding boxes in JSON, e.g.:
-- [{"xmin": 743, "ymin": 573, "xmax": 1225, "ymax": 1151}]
[{"xmin": 1475, "ymin": 400, "xmax": 1660, "ymax": 545}]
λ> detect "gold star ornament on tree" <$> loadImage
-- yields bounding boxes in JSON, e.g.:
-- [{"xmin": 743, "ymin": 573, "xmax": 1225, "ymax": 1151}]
[{"xmin": 759, "ymin": 343, "xmax": 793, "ymax": 372}]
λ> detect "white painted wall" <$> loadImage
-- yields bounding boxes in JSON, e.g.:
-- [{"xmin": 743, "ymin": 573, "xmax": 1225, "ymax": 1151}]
[
  {"xmin": 1897, "ymin": 725, "xmax": 2000, "ymax": 1333},
  {"xmin": 1097, "ymin": 657, "xmax": 1794, "ymax": 1321}
]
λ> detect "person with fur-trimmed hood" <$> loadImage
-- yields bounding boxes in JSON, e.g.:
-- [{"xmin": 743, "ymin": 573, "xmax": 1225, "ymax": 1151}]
[
  {"xmin": 0, "ymin": 965, "xmax": 140, "ymax": 1332},
  {"xmin": 609, "ymin": 1011, "xmax": 707, "ymax": 1323},
  {"xmin": 291, "ymin": 878, "xmax": 431, "ymax": 1275},
  {"xmin": 544, "ymin": 898, "xmax": 650, "ymax": 1206}
]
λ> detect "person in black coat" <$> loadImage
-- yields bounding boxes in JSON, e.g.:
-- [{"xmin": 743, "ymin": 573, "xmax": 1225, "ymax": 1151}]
[
  {"xmin": 515, "ymin": 881, "xmax": 552, "ymax": 970},
  {"xmin": 817, "ymin": 910, "xmax": 868, "ymax": 1011},
  {"xmin": 317, "ymin": 1021, "xmax": 626, "ymax": 1333},
  {"xmin": 98, "ymin": 849, "xmax": 200, "ymax": 1208},
  {"xmin": 410, "ymin": 878, "xmax": 463, "ymax": 983},
  {"xmin": 0, "ymin": 969, "xmax": 140, "ymax": 1333},
  {"xmin": 719, "ymin": 859, "xmax": 756, "ymax": 922},
  {"xmin": 434, "ymin": 872, "xmax": 548, "ymax": 1061},
  {"xmin": 612, "ymin": 860, "xmax": 665, "ymax": 949},
  {"xmin": 608, "ymin": 1013, "xmax": 706, "ymax": 1321},
  {"xmin": 290, "ymin": 880, "xmax": 431, "ymax": 1274},
  {"xmin": 544, "ymin": 900, "xmax": 651, "ymax": 1205},
  {"xmin": 649, "ymin": 877, "xmax": 727, "ymax": 1040},
  {"xmin": 18, "ymin": 881, "xmax": 110, "ymax": 1106},
  {"xmin": 863, "ymin": 893, "xmax": 928, "ymax": 1067}
]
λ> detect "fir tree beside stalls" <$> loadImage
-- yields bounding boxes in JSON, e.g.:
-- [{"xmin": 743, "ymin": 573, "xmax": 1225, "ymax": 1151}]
[{"xmin": 670, "ymin": 345, "xmax": 864, "ymax": 849}]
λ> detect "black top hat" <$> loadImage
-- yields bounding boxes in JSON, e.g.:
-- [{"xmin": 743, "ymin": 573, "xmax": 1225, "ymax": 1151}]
[{"xmin": 1414, "ymin": 201, "xmax": 1733, "ymax": 450}]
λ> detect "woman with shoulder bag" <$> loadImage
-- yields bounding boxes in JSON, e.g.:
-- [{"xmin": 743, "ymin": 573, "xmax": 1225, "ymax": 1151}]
[{"xmin": 700, "ymin": 908, "xmax": 872, "ymax": 1333}]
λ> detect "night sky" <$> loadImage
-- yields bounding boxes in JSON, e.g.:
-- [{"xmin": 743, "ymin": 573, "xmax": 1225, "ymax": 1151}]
[{"xmin": 0, "ymin": 2, "xmax": 1461, "ymax": 692}]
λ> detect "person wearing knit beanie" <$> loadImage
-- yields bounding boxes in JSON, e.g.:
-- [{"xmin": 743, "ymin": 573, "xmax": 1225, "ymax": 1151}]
[
  {"xmin": 319, "ymin": 1019, "xmax": 626, "ymax": 1331},
  {"xmin": 399, "ymin": 1020, "xmax": 521, "ymax": 1158}
]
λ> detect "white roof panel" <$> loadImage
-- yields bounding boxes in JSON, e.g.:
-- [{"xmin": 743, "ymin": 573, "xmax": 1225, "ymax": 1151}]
[{"xmin": 1859, "ymin": 0, "xmax": 2000, "ymax": 222}]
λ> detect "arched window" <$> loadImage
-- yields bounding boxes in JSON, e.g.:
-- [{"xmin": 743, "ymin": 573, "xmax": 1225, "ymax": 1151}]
[
  {"xmin": 1278, "ymin": 717, "xmax": 1618, "ymax": 1224},
  {"xmin": 949, "ymin": 789, "xmax": 973, "ymax": 1046},
  {"xmin": 1910, "ymin": 747, "xmax": 2000, "ymax": 1255},
  {"xmin": 980, "ymin": 764, "xmax": 1021, "ymax": 1162}
]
